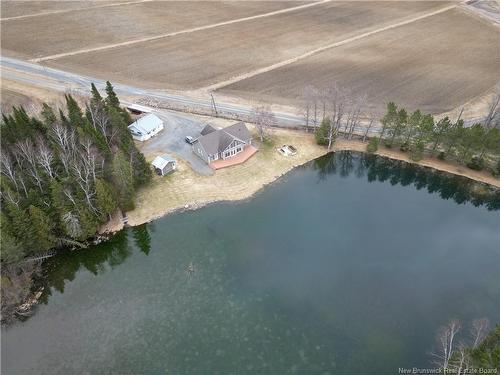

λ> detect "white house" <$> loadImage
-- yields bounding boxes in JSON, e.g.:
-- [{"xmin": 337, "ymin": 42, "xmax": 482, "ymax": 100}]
[
  {"xmin": 128, "ymin": 114, "xmax": 164, "ymax": 141},
  {"xmin": 151, "ymin": 154, "xmax": 177, "ymax": 176}
]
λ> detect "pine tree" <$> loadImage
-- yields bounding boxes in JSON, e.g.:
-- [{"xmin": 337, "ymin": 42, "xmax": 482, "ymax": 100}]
[
  {"xmin": 90, "ymin": 83, "xmax": 103, "ymax": 105},
  {"xmin": 105, "ymin": 81, "xmax": 120, "ymax": 108},
  {"xmin": 0, "ymin": 213, "xmax": 23, "ymax": 262},
  {"xmin": 65, "ymin": 94, "xmax": 86, "ymax": 129},
  {"xmin": 95, "ymin": 178, "xmax": 118, "ymax": 219},
  {"xmin": 111, "ymin": 150, "xmax": 135, "ymax": 211},
  {"xmin": 132, "ymin": 151, "xmax": 152, "ymax": 187},
  {"xmin": 28, "ymin": 205, "xmax": 56, "ymax": 253}
]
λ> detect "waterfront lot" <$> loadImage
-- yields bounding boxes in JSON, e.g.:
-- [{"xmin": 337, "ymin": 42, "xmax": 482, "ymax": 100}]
[{"xmin": 220, "ymin": 8, "xmax": 500, "ymax": 114}]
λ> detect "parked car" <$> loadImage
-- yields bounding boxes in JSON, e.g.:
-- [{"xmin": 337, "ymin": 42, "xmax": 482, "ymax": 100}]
[{"xmin": 185, "ymin": 136, "xmax": 196, "ymax": 144}]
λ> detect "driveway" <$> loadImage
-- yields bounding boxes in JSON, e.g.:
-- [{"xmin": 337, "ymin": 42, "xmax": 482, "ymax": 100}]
[{"xmin": 136, "ymin": 109, "xmax": 214, "ymax": 175}]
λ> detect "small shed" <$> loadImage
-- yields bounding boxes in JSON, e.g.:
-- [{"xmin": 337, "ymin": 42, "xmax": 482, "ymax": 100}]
[
  {"xmin": 128, "ymin": 113, "xmax": 164, "ymax": 141},
  {"xmin": 151, "ymin": 154, "xmax": 177, "ymax": 176}
]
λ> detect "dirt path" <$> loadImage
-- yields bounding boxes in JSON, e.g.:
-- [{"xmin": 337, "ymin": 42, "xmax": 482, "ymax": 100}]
[
  {"xmin": 30, "ymin": 0, "xmax": 330, "ymax": 63},
  {"xmin": 0, "ymin": 0, "xmax": 153, "ymax": 22},
  {"xmin": 202, "ymin": 3, "xmax": 458, "ymax": 91}
]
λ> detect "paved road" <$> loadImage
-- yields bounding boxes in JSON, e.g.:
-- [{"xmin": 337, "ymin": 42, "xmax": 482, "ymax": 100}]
[{"xmin": 1, "ymin": 56, "xmax": 381, "ymax": 135}]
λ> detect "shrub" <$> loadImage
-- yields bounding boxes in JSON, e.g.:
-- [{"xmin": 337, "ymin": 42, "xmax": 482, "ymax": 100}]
[
  {"xmin": 437, "ymin": 151, "xmax": 446, "ymax": 160},
  {"xmin": 466, "ymin": 156, "xmax": 485, "ymax": 171},
  {"xmin": 400, "ymin": 142, "xmax": 410, "ymax": 152},
  {"xmin": 366, "ymin": 138, "xmax": 379, "ymax": 153}
]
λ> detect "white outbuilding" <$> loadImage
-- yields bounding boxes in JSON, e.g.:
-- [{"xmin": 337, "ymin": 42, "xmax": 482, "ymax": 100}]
[
  {"xmin": 128, "ymin": 113, "xmax": 164, "ymax": 141},
  {"xmin": 151, "ymin": 154, "xmax": 177, "ymax": 176}
]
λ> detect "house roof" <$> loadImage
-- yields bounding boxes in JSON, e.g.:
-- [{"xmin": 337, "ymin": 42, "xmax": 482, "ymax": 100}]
[
  {"xmin": 200, "ymin": 124, "xmax": 217, "ymax": 136},
  {"xmin": 128, "ymin": 113, "xmax": 163, "ymax": 134},
  {"xmin": 224, "ymin": 122, "xmax": 251, "ymax": 142},
  {"xmin": 196, "ymin": 122, "xmax": 251, "ymax": 156},
  {"xmin": 151, "ymin": 154, "xmax": 176, "ymax": 170}
]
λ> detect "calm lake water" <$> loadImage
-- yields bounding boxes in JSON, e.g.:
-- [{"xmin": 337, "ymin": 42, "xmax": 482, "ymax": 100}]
[{"xmin": 2, "ymin": 152, "xmax": 500, "ymax": 375}]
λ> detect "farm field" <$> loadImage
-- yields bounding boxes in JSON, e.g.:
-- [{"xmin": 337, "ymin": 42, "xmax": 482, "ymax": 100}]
[
  {"xmin": 44, "ymin": 1, "xmax": 452, "ymax": 90},
  {"xmin": 219, "ymin": 8, "xmax": 500, "ymax": 115},
  {"xmin": 0, "ymin": 0, "xmax": 126, "ymax": 19},
  {"xmin": 0, "ymin": 1, "xmax": 305, "ymax": 59}
]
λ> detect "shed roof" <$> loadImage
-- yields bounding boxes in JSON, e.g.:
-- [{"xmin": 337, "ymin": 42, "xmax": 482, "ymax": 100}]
[
  {"xmin": 151, "ymin": 154, "xmax": 176, "ymax": 170},
  {"xmin": 128, "ymin": 113, "xmax": 163, "ymax": 134}
]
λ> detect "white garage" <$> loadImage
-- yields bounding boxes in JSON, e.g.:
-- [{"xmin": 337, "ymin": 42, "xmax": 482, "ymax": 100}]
[{"xmin": 128, "ymin": 113, "xmax": 164, "ymax": 141}]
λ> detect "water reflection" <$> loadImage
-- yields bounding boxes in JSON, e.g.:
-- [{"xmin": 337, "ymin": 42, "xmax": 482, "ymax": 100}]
[
  {"xmin": 39, "ymin": 230, "xmax": 133, "ymax": 303},
  {"xmin": 4, "ymin": 152, "xmax": 499, "ymax": 375},
  {"xmin": 312, "ymin": 152, "xmax": 500, "ymax": 210},
  {"xmin": 39, "ymin": 152, "xmax": 499, "ymax": 304}
]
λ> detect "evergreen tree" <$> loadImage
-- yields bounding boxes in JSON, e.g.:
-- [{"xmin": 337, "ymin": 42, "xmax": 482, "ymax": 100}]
[
  {"xmin": 95, "ymin": 178, "xmax": 118, "ymax": 219},
  {"xmin": 90, "ymin": 83, "xmax": 103, "ymax": 105},
  {"xmin": 1, "ymin": 82, "xmax": 152, "ymax": 262},
  {"xmin": 105, "ymin": 81, "xmax": 120, "ymax": 108},
  {"xmin": 28, "ymin": 205, "xmax": 56, "ymax": 253},
  {"xmin": 112, "ymin": 150, "xmax": 136, "ymax": 211},
  {"xmin": 0, "ymin": 213, "xmax": 23, "ymax": 263}
]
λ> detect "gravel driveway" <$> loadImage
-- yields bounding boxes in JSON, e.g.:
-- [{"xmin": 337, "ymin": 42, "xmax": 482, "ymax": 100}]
[{"xmin": 136, "ymin": 109, "xmax": 214, "ymax": 176}]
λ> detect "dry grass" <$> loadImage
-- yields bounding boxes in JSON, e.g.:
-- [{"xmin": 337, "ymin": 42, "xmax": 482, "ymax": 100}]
[
  {"xmin": 1, "ymin": 1, "xmax": 305, "ymax": 59},
  {"xmin": 126, "ymin": 126, "xmax": 325, "ymax": 226},
  {"xmin": 220, "ymin": 8, "xmax": 500, "ymax": 115},
  {"xmin": 45, "ymin": 1, "xmax": 450, "ymax": 90}
]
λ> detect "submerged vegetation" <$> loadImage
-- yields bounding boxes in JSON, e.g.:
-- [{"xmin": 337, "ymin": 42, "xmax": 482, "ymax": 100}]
[{"xmin": 0, "ymin": 83, "xmax": 151, "ymax": 322}]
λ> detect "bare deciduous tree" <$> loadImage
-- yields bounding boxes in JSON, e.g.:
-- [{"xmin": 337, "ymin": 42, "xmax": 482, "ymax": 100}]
[
  {"xmin": 252, "ymin": 104, "xmax": 277, "ymax": 142},
  {"xmin": 431, "ymin": 319, "xmax": 461, "ymax": 371},
  {"xmin": 15, "ymin": 140, "xmax": 44, "ymax": 192},
  {"xmin": 37, "ymin": 137, "xmax": 55, "ymax": 178},
  {"xmin": 484, "ymin": 91, "xmax": 499, "ymax": 129},
  {"xmin": 87, "ymin": 102, "xmax": 118, "ymax": 147},
  {"xmin": 0, "ymin": 152, "xmax": 18, "ymax": 191},
  {"xmin": 50, "ymin": 123, "xmax": 76, "ymax": 174},
  {"xmin": 363, "ymin": 118, "xmax": 375, "ymax": 142},
  {"xmin": 344, "ymin": 94, "xmax": 367, "ymax": 139},
  {"xmin": 470, "ymin": 318, "xmax": 489, "ymax": 349},
  {"xmin": 302, "ymin": 85, "xmax": 320, "ymax": 131},
  {"xmin": 62, "ymin": 211, "xmax": 82, "ymax": 238}
]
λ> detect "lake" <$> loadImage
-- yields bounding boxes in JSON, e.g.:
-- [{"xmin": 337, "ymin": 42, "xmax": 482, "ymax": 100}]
[{"xmin": 2, "ymin": 152, "xmax": 499, "ymax": 375}]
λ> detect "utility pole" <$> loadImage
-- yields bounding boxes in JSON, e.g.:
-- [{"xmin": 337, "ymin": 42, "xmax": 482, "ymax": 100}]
[{"xmin": 211, "ymin": 93, "xmax": 218, "ymax": 117}]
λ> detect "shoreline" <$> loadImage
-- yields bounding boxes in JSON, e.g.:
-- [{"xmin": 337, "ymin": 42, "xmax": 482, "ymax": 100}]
[{"xmin": 100, "ymin": 135, "xmax": 499, "ymax": 235}]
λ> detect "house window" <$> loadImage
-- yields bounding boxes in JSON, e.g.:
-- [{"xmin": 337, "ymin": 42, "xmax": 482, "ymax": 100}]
[{"xmin": 237, "ymin": 147, "xmax": 241, "ymax": 152}]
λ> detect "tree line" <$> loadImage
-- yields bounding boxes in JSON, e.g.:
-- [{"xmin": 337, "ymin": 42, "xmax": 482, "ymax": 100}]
[
  {"xmin": 0, "ymin": 82, "xmax": 152, "ymax": 264},
  {"xmin": 373, "ymin": 101, "xmax": 500, "ymax": 174},
  {"xmin": 302, "ymin": 84, "xmax": 500, "ymax": 175}
]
